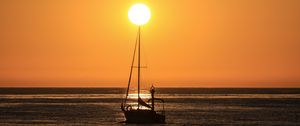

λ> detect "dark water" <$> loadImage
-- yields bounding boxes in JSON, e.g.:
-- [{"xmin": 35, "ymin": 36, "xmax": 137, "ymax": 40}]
[{"xmin": 0, "ymin": 88, "xmax": 299, "ymax": 126}]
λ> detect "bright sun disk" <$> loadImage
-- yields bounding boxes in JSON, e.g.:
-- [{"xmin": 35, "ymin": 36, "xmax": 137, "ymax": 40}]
[{"xmin": 128, "ymin": 3, "xmax": 151, "ymax": 26}]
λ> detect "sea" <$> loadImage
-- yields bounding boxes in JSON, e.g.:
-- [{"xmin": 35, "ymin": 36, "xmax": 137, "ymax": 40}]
[{"xmin": 0, "ymin": 88, "xmax": 299, "ymax": 126}]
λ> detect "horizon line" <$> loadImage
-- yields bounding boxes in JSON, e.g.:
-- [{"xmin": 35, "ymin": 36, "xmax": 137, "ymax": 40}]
[{"xmin": 1, "ymin": 86, "xmax": 300, "ymax": 88}]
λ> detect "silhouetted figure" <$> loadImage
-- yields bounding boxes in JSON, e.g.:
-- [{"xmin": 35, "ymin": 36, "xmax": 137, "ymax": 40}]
[{"xmin": 150, "ymin": 85, "xmax": 155, "ymax": 111}]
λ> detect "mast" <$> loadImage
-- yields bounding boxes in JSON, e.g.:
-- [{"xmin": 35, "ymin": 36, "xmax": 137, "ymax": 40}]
[
  {"xmin": 124, "ymin": 29, "xmax": 139, "ymax": 104},
  {"xmin": 124, "ymin": 26, "xmax": 142, "ymax": 110},
  {"xmin": 137, "ymin": 26, "xmax": 141, "ymax": 109}
]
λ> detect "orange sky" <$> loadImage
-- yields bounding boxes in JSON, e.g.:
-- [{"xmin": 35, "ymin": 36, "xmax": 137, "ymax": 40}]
[{"xmin": 0, "ymin": 0, "xmax": 300, "ymax": 87}]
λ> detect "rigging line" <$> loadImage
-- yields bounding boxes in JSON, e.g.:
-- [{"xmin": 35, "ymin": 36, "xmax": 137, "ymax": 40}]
[
  {"xmin": 141, "ymin": 36, "xmax": 150, "ymax": 88},
  {"xmin": 124, "ymin": 27, "xmax": 139, "ymax": 104},
  {"xmin": 138, "ymin": 26, "xmax": 141, "ymax": 110},
  {"xmin": 141, "ymin": 37, "xmax": 149, "ymax": 68}
]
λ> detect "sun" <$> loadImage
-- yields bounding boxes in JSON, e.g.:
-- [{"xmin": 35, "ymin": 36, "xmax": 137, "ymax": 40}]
[{"xmin": 128, "ymin": 3, "xmax": 151, "ymax": 26}]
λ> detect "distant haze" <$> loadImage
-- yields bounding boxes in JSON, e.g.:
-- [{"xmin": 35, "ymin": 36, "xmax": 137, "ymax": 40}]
[{"xmin": 0, "ymin": 0, "xmax": 300, "ymax": 87}]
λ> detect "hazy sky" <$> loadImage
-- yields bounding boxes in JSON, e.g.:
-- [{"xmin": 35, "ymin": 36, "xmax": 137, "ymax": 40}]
[{"xmin": 0, "ymin": 0, "xmax": 300, "ymax": 87}]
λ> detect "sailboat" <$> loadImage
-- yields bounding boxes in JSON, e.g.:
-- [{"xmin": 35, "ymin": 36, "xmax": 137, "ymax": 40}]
[
  {"xmin": 121, "ymin": 4, "xmax": 165, "ymax": 123},
  {"xmin": 121, "ymin": 26, "xmax": 166, "ymax": 123}
]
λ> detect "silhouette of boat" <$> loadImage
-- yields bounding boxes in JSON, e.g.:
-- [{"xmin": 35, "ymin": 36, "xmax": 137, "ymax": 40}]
[{"xmin": 121, "ymin": 27, "xmax": 165, "ymax": 123}]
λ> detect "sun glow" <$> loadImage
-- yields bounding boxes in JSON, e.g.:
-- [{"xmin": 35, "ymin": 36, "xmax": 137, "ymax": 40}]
[{"xmin": 128, "ymin": 3, "xmax": 151, "ymax": 26}]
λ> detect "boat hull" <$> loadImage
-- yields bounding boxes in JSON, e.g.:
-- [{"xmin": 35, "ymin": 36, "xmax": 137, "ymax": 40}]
[{"xmin": 124, "ymin": 110, "xmax": 165, "ymax": 123}]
